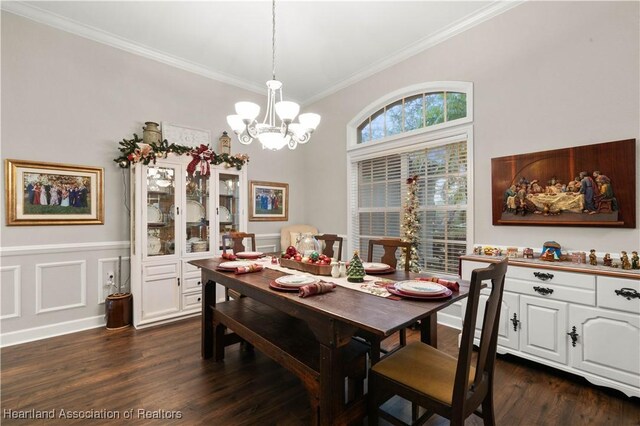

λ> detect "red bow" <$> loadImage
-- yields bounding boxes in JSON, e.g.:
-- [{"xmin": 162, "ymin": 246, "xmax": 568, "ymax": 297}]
[{"xmin": 187, "ymin": 144, "xmax": 213, "ymax": 177}]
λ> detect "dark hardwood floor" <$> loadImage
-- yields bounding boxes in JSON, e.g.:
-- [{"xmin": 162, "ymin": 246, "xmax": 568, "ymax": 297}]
[{"xmin": 1, "ymin": 317, "xmax": 638, "ymax": 425}]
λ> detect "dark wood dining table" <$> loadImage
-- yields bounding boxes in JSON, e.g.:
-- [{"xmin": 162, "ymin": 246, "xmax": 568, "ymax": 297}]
[{"xmin": 191, "ymin": 258, "xmax": 471, "ymax": 425}]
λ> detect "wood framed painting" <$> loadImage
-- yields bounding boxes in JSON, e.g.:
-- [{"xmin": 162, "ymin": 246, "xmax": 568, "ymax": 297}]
[
  {"xmin": 249, "ymin": 180, "xmax": 288, "ymax": 222},
  {"xmin": 5, "ymin": 159, "xmax": 104, "ymax": 226},
  {"xmin": 491, "ymin": 139, "xmax": 635, "ymax": 228}
]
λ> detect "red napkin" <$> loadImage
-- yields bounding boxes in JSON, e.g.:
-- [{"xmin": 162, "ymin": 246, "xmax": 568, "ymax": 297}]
[
  {"xmin": 221, "ymin": 252, "xmax": 237, "ymax": 261},
  {"xmin": 234, "ymin": 264, "xmax": 263, "ymax": 274},
  {"xmin": 416, "ymin": 277, "xmax": 459, "ymax": 292},
  {"xmin": 298, "ymin": 282, "xmax": 336, "ymax": 298}
]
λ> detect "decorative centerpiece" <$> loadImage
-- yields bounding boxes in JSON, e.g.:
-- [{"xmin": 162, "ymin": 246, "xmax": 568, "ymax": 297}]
[
  {"xmin": 347, "ymin": 251, "xmax": 365, "ymax": 283},
  {"xmin": 280, "ymin": 245, "xmax": 332, "ymax": 276}
]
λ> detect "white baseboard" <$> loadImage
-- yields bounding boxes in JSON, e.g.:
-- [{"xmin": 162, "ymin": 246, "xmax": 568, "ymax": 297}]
[
  {"xmin": 437, "ymin": 312, "xmax": 462, "ymax": 330},
  {"xmin": 0, "ymin": 315, "xmax": 105, "ymax": 348}
]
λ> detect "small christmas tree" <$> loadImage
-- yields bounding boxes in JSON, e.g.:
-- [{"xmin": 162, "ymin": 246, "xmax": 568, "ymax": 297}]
[
  {"xmin": 347, "ymin": 250, "xmax": 365, "ymax": 283},
  {"xmin": 398, "ymin": 175, "xmax": 421, "ymax": 272}
]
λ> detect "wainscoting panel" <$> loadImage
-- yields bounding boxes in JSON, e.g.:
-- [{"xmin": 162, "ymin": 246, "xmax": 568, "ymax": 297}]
[
  {"xmin": 0, "ymin": 241, "xmax": 129, "ymax": 347},
  {"xmin": 97, "ymin": 256, "xmax": 131, "ymax": 304},
  {"xmin": 1, "ymin": 266, "xmax": 22, "ymax": 320},
  {"xmin": 36, "ymin": 260, "xmax": 87, "ymax": 314}
]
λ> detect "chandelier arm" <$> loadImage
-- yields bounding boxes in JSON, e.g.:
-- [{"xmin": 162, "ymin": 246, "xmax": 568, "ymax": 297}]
[
  {"xmin": 288, "ymin": 137, "xmax": 298, "ymax": 150},
  {"xmin": 272, "ymin": 0, "xmax": 276, "ymax": 80}
]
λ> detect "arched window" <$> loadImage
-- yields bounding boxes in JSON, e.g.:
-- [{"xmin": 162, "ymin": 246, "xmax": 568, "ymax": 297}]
[
  {"xmin": 357, "ymin": 91, "xmax": 468, "ymax": 144},
  {"xmin": 347, "ymin": 82, "xmax": 473, "ymax": 275}
]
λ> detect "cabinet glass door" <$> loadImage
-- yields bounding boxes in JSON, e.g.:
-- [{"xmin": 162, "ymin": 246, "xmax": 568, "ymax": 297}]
[
  {"xmin": 184, "ymin": 171, "xmax": 210, "ymax": 255},
  {"xmin": 146, "ymin": 166, "xmax": 177, "ymax": 257},
  {"xmin": 217, "ymin": 173, "xmax": 241, "ymax": 250}
]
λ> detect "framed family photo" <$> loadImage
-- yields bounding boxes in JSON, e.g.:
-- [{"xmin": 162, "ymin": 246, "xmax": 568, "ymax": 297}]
[
  {"xmin": 249, "ymin": 180, "xmax": 288, "ymax": 222},
  {"xmin": 5, "ymin": 159, "xmax": 104, "ymax": 226}
]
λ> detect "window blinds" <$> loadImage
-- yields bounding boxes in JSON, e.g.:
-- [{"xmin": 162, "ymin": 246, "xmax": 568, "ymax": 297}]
[{"xmin": 351, "ymin": 141, "xmax": 468, "ymax": 275}]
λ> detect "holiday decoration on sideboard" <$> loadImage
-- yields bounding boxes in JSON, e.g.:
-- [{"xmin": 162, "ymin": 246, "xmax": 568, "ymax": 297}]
[
  {"xmin": 398, "ymin": 175, "xmax": 420, "ymax": 272},
  {"xmin": 114, "ymin": 132, "xmax": 249, "ymax": 174}
]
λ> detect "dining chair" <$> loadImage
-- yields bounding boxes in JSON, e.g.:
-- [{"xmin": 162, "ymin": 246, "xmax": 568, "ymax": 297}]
[
  {"xmin": 368, "ymin": 258, "xmax": 509, "ymax": 426},
  {"xmin": 221, "ymin": 232, "xmax": 256, "ymax": 301},
  {"xmin": 367, "ymin": 238, "xmax": 412, "ymax": 272},
  {"xmin": 314, "ymin": 234, "xmax": 343, "ymax": 261},
  {"xmin": 222, "ymin": 232, "xmax": 256, "ymax": 254}
]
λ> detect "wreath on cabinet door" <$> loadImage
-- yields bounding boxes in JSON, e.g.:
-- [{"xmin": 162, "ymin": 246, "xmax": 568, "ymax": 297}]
[{"xmin": 113, "ymin": 134, "xmax": 249, "ymax": 175}]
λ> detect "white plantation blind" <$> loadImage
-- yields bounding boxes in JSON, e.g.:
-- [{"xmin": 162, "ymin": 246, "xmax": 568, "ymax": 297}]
[{"xmin": 351, "ymin": 140, "xmax": 468, "ymax": 275}]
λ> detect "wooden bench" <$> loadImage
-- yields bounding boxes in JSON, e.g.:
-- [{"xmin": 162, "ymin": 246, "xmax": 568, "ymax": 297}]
[{"xmin": 211, "ymin": 297, "xmax": 369, "ymax": 418}]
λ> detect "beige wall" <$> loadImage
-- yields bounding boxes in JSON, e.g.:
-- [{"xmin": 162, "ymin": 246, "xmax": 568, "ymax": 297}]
[
  {"xmin": 0, "ymin": 11, "xmax": 308, "ymax": 247},
  {"xmin": 303, "ymin": 1, "xmax": 639, "ymax": 253}
]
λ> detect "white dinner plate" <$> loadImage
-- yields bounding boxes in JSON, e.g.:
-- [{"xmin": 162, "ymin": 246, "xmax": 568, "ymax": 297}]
[
  {"xmin": 275, "ymin": 275, "xmax": 317, "ymax": 288},
  {"xmin": 236, "ymin": 251, "xmax": 264, "ymax": 259},
  {"xmin": 219, "ymin": 206, "xmax": 231, "ymax": 222},
  {"xmin": 147, "ymin": 204, "xmax": 162, "ymax": 223},
  {"xmin": 186, "ymin": 200, "xmax": 205, "ymax": 223},
  {"xmin": 363, "ymin": 262, "xmax": 391, "ymax": 271},
  {"xmin": 218, "ymin": 261, "xmax": 254, "ymax": 270},
  {"xmin": 394, "ymin": 281, "xmax": 447, "ymax": 295},
  {"xmin": 147, "ymin": 236, "xmax": 161, "ymax": 255}
]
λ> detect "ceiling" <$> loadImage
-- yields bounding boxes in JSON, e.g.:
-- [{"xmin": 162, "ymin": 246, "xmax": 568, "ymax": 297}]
[{"xmin": 4, "ymin": 1, "xmax": 521, "ymax": 104}]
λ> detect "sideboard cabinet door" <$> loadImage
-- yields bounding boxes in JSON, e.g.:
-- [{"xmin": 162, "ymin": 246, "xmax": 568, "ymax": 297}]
[{"xmin": 519, "ymin": 295, "xmax": 568, "ymax": 364}]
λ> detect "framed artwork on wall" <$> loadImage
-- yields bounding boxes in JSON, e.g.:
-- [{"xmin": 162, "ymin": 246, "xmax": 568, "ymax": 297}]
[
  {"xmin": 491, "ymin": 139, "xmax": 635, "ymax": 228},
  {"xmin": 249, "ymin": 180, "xmax": 288, "ymax": 222},
  {"xmin": 5, "ymin": 159, "xmax": 104, "ymax": 226}
]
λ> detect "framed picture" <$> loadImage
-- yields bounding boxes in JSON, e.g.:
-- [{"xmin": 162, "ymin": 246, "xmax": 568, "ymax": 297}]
[
  {"xmin": 249, "ymin": 180, "xmax": 288, "ymax": 222},
  {"xmin": 5, "ymin": 159, "xmax": 104, "ymax": 226},
  {"xmin": 491, "ymin": 139, "xmax": 635, "ymax": 227}
]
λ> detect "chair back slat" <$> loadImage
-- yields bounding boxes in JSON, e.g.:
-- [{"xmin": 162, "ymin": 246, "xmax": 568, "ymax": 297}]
[
  {"xmin": 222, "ymin": 232, "xmax": 256, "ymax": 254},
  {"xmin": 453, "ymin": 258, "xmax": 508, "ymax": 411},
  {"xmin": 314, "ymin": 234, "xmax": 343, "ymax": 261},
  {"xmin": 367, "ymin": 239, "xmax": 412, "ymax": 272}
]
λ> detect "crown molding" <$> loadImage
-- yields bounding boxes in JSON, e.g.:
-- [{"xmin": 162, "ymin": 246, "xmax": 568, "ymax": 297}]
[
  {"xmin": 1, "ymin": 1, "xmax": 266, "ymax": 97},
  {"xmin": 302, "ymin": 0, "xmax": 526, "ymax": 106},
  {"xmin": 2, "ymin": 0, "xmax": 524, "ymax": 106}
]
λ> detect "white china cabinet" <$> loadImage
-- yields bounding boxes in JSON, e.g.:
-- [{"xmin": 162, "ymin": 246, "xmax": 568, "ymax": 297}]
[{"xmin": 130, "ymin": 155, "xmax": 247, "ymax": 327}]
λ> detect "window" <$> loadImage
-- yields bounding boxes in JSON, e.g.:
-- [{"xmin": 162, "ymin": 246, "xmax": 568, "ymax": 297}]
[
  {"xmin": 357, "ymin": 91, "xmax": 467, "ymax": 144},
  {"xmin": 348, "ymin": 82, "xmax": 472, "ymax": 275},
  {"xmin": 351, "ymin": 141, "xmax": 468, "ymax": 275}
]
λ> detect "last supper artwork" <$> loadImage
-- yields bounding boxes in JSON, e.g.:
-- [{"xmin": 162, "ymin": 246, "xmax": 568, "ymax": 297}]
[{"xmin": 491, "ymin": 139, "xmax": 636, "ymax": 228}]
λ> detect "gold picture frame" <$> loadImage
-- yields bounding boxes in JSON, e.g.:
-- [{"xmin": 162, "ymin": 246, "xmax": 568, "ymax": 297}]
[
  {"xmin": 5, "ymin": 159, "xmax": 104, "ymax": 226},
  {"xmin": 249, "ymin": 180, "xmax": 288, "ymax": 222}
]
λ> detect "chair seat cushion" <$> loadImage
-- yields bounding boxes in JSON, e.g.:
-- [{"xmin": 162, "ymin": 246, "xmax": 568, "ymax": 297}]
[{"xmin": 371, "ymin": 341, "xmax": 475, "ymax": 405}]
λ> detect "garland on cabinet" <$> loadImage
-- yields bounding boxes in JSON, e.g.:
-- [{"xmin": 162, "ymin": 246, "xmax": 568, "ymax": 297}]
[{"xmin": 113, "ymin": 133, "xmax": 249, "ymax": 175}]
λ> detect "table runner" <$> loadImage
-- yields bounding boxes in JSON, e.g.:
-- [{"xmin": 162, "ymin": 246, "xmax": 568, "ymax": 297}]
[{"xmin": 252, "ymin": 258, "xmax": 396, "ymax": 298}]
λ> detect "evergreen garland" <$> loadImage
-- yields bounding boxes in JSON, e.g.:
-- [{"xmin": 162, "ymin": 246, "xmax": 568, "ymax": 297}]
[
  {"xmin": 398, "ymin": 175, "xmax": 421, "ymax": 272},
  {"xmin": 113, "ymin": 133, "xmax": 249, "ymax": 172}
]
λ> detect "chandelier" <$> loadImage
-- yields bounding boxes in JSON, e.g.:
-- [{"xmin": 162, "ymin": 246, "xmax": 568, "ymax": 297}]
[{"xmin": 226, "ymin": 0, "xmax": 321, "ymax": 150}]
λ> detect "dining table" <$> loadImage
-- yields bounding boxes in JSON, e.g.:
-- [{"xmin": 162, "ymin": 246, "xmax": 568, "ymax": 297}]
[{"xmin": 191, "ymin": 257, "xmax": 471, "ymax": 426}]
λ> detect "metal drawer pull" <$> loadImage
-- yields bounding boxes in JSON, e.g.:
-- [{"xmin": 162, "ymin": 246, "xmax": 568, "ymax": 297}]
[
  {"xmin": 614, "ymin": 288, "xmax": 640, "ymax": 300},
  {"xmin": 533, "ymin": 272, "xmax": 554, "ymax": 281},
  {"xmin": 197, "ymin": 297, "xmax": 201, "ymax": 302},
  {"xmin": 511, "ymin": 313, "xmax": 520, "ymax": 331},
  {"xmin": 567, "ymin": 326, "xmax": 578, "ymax": 347},
  {"xmin": 533, "ymin": 286, "xmax": 554, "ymax": 296}
]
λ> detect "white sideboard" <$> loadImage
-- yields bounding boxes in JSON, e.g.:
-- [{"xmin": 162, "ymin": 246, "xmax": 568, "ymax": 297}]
[{"xmin": 460, "ymin": 255, "xmax": 640, "ymax": 398}]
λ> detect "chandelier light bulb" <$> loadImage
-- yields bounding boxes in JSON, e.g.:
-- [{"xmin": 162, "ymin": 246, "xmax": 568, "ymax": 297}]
[
  {"xmin": 298, "ymin": 113, "xmax": 321, "ymax": 130},
  {"xmin": 235, "ymin": 102, "xmax": 261, "ymax": 121},
  {"xmin": 275, "ymin": 101, "xmax": 300, "ymax": 122}
]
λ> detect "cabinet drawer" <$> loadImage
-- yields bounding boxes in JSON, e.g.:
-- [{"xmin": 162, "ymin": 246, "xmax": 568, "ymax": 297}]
[
  {"xmin": 506, "ymin": 277, "xmax": 595, "ymax": 306},
  {"xmin": 598, "ymin": 276, "xmax": 640, "ymax": 314},
  {"xmin": 182, "ymin": 293, "xmax": 202, "ymax": 311},
  {"xmin": 183, "ymin": 261, "xmax": 203, "ymax": 275},
  {"xmin": 183, "ymin": 276, "xmax": 203, "ymax": 292},
  {"xmin": 143, "ymin": 262, "xmax": 179, "ymax": 278},
  {"xmin": 507, "ymin": 265, "xmax": 595, "ymax": 290}
]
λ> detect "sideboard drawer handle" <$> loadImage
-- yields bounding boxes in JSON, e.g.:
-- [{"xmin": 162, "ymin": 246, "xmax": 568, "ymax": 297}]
[
  {"xmin": 533, "ymin": 272, "xmax": 554, "ymax": 281},
  {"xmin": 533, "ymin": 286, "xmax": 554, "ymax": 296},
  {"xmin": 614, "ymin": 288, "xmax": 640, "ymax": 300}
]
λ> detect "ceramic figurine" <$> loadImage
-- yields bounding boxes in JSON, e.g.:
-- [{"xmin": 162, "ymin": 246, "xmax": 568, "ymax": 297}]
[
  {"xmin": 631, "ymin": 251, "xmax": 639, "ymax": 269},
  {"xmin": 621, "ymin": 251, "xmax": 631, "ymax": 270},
  {"xmin": 589, "ymin": 249, "xmax": 597, "ymax": 266},
  {"xmin": 523, "ymin": 248, "xmax": 534, "ymax": 259},
  {"xmin": 603, "ymin": 253, "xmax": 612, "ymax": 267}
]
